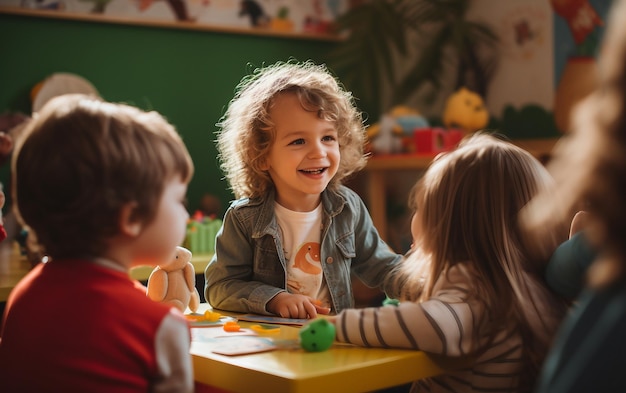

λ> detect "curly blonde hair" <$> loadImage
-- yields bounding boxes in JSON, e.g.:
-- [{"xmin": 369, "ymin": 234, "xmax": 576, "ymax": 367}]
[{"xmin": 216, "ymin": 60, "xmax": 367, "ymax": 199}]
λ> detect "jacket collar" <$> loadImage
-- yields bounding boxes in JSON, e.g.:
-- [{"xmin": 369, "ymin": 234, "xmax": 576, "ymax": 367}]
[{"xmin": 251, "ymin": 186, "xmax": 346, "ymax": 238}]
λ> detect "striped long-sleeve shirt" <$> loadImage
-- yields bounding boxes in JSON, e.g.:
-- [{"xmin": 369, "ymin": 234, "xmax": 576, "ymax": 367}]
[{"xmin": 335, "ymin": 263, "xmax": 526, "ymax": 393}]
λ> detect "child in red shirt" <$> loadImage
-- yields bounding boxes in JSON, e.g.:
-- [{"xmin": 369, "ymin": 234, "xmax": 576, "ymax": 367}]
[{"xmin": 0, "ymin": 94, "xmax": 195, "ymax": 392}]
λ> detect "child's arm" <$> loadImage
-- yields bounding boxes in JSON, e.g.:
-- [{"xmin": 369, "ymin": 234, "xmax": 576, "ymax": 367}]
[
  {"xmin": 334, "ymin": 264, "xmax": 486, "ymax": 356},
  {"xmin": 153, "ymin": 309, "xmax": 193, "ymax": 392}
]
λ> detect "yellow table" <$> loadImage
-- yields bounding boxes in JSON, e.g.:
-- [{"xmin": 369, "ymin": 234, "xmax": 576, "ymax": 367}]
[{"xmin": 191, "ymin": 304, "xmax": 446, "ymax": 393}]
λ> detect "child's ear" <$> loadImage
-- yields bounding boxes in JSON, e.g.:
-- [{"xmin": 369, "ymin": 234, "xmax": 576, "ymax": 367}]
[{"xmin": 119, "ymin": 202, "xmax": 142, "ymax": 237}]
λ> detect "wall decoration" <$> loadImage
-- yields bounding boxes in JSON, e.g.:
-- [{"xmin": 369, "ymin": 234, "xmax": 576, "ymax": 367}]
[
  {"xmin": 0, "ymin": 0, "xmax": 348, "ymax": 40},
  {"xmin": 551, "ymin": 0, "xmax": 609, "ymax": 133},
  {"xmin": 476, "ymin": 0, "xmax": 553, "ymax": 121}
]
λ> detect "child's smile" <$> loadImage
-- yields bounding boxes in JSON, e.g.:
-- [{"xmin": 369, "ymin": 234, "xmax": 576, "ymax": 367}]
[{"xmin": 299, "ymin": 167, "xmax": 327, "ymax": 175}]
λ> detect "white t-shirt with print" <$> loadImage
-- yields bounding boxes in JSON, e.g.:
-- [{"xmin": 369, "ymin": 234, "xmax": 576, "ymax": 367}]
[{"xmin": 274, "ymin": 202, "xmax": 331, "ymax": 309}]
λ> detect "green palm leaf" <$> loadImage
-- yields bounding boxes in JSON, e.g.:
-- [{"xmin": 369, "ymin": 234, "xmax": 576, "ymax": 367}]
[{"xmin": 327, "ymin": 0, "xmax": 499, "ymax": 117}]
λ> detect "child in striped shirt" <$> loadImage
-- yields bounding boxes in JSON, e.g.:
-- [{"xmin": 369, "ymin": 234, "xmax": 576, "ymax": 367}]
[{"xmin": 332, "ymin": 133, "xmax": 569, "ymax": 393}]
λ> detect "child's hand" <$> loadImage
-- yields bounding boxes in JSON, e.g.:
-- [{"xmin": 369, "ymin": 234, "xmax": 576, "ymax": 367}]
[
  {"xmin": 314, "ymin": 303, "xmax": 332, "ymax": 316},
  {"xmin": 267, "ymin": 292, "xmax": 328, "ymax": 319}
]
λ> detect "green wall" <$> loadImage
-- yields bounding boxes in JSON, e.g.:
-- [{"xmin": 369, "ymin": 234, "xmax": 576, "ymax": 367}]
[{"xmin": 0, "ymin": 12, "xmax": 337, "ymax": 216}]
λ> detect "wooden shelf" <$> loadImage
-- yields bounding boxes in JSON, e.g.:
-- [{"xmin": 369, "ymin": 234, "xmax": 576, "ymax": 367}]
[
  {"xmin": 364, "ymin": 138, "xmax": 558, "ymax": 171},
  {"xmin": 364, "ymin": 153, "xmax": 437, "ymax": 171},
  {"xmin": 0, "ymin": 7, "xmax": 342, "ymax": 42}
]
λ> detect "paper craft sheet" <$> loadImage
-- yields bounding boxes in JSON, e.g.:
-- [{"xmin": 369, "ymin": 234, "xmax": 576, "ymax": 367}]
[
  {"xmin": 236, "ymin": 314, "xmax": 310, "ymax": 326},
  {"xmin": 192, "ymin": 329, "xmax": 277, "ymax": 356}
]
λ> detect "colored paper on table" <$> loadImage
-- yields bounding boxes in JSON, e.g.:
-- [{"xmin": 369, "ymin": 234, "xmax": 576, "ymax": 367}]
[
  {"xmin": 209, "ymin": 336, "xmax": 277, "ymax": 356},
  {"xmin": 192, "ymin": 327, "xmax": 257, "ymax": 342},
  {"xmin": 237, "ymin": 314, "xmax": 310, "ymax": 326},
  {"xmin": 185, "ymin": 314, "xmax": 236, "ymax": 328}
]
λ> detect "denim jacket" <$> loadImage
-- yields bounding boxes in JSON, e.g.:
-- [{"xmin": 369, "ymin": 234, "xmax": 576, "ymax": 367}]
[{"xmin": 204, "ymin": 185, "xmax": 403, "ymax": 315}]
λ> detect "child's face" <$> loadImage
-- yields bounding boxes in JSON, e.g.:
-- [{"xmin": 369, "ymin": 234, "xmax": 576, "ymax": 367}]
[
  {"xmin": 263, "ymin": 92, "xmax": 340, "ymax": 211},
  {"xmin": 132, "ymin": 176, "xmax": 189, "ymax": 266}
]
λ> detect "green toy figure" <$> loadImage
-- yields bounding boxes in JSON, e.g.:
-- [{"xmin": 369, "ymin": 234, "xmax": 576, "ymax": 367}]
[{"xmin": 299, "ymin": 318, "xmax": 335, "ymax": 352}]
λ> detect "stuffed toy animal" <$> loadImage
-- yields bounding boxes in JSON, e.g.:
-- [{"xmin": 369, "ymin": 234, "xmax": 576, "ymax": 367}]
[
  {"xmin": 147, "ymin": 246, "xmax": 200, "ymax": 313},
  {"xmin": 442, "ymin": 87, "xmax": 489, "ymax": 135}
]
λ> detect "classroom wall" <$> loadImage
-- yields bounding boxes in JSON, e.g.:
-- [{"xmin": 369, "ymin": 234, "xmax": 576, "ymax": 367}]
[
  {"xmin": 0, "ymin": 12, "xmax": 337, "ymax": 216},
  {"xmin": 1, "ymin": 2, "xmax": 612, "ymax": 223}
]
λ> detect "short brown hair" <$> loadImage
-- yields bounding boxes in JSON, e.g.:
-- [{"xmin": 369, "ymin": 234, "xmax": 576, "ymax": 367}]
[{"xmin": 12, "ymin": 94, "xmax": 194, "ymax": 259}]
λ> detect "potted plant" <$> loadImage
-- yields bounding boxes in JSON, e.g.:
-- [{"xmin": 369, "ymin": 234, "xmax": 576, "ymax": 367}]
[{"xmin": 325, "ymin": 0, "xmax": 500, "ymax": 120}]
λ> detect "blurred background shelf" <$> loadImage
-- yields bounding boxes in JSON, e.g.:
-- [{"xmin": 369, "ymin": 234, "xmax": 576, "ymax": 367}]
[{"xmin": 361, "ymin": 138, "xmax": 559, "ymax": 243}]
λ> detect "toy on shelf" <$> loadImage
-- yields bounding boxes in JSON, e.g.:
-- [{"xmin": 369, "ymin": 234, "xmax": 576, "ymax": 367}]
[
  {"xmin": 147, "ymin": 246, "xmax": 201, "ymax": 313},
  {"xmin": 367, "ymin": 114, "xmax": 402, "ymax": 155},
  {"xmin": 270, "ymin": 6, "xmax": 295, "ymax": 32},
  {"xmin": 367, "ymin": 105, "xmax": 430, "ymax": 155},
  {"xmin": 183, "ymin": 211, "xmax": 222, "ymax": 255},
  {"xmin": 442, "ymin": 87, "xmax": 489, "ymax": 136},
  {"xmin": 414, "ymin": 127, "xmax": 464, "ymax": 154},
  {"xmin": 393, "ymin": 106, "xmax": 430, "ymax": 153}
]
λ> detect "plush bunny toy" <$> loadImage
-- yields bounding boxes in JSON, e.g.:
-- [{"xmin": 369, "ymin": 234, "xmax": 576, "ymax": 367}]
[{"xmin": 147, "ymin": 246, "xmax": 200, "ymax": 313}]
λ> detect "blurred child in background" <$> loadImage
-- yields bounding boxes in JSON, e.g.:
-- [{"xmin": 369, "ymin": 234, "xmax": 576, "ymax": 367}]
[{"xmin": 524, "ymin": 0, "xmax": 626, "ymax": 390}]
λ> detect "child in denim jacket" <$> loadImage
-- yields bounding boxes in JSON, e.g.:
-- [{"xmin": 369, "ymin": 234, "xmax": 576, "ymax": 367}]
[{"xmin": 205, "ymin": 60, "xmax": 403, "ymax": 319}]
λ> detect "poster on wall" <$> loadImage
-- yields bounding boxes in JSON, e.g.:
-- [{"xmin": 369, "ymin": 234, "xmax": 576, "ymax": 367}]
[
  {"xmin": 469, "ymin": 0, "xmax": 609, "ymax": 138},
  {"xmin": 471, "ymin": 0, "xmax": 554, "ymax": 119},
  {"xmin": 0, "ymin": 0, "xmax": 348, "ymax": 39},
  {"xmin": 551, "ymin": 0, "xmax": 610, "ymax": 133}
]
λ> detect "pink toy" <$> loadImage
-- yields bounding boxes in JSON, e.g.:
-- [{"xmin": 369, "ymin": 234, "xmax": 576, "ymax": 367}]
[{"xmin": 146, "ymin": 246, "xmax": 200, "ymax": 313}]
